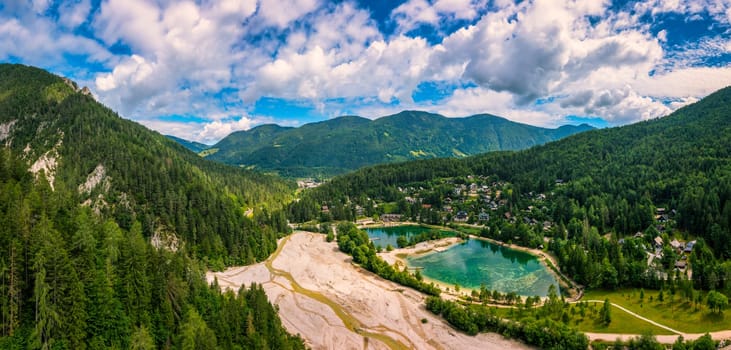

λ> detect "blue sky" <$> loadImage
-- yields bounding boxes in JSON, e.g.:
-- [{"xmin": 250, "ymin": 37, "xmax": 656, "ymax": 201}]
[{"xmin": 1, "ymin": 0, "xmax": 730, "ymax": 143}]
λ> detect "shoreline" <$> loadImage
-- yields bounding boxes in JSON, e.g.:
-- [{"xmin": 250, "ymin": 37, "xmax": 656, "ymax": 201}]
[
  {"xmin": 372, "ymin": 223, "xmax": 581, "ymax": 301},
  {"xmin": 465, "ymin": 234, "xmax": 581, "ymax": 299}
]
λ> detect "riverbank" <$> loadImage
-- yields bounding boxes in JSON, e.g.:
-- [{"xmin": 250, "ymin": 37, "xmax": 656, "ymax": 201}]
[{"xmin": 208, "ymin": 231, "xmax": 532, "ymax": 350}]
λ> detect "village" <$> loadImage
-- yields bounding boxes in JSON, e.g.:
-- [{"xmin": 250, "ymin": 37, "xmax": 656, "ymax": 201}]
[{"xmin": 320, "ymin": 175, "xmax": 698, "ymax": 284}]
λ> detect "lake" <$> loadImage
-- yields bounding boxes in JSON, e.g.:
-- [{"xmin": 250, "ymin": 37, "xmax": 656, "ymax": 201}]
[
  {"xmin": 364, "ymin": 225, "xmax": 452, "ymax": 250},
  {"xmin": 407, "ymin": 238, "xmax": 559, "ymax": 297}
]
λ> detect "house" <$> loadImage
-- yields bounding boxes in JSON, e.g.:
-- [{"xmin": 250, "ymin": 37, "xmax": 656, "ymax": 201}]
[
  {"xmin": 380, "ymin": 214, "xmax": 402, "ymax": 222},
  {"xmin": 354, "ymin": 205, "xmax": 364, "ymax": 216},
  {"xmin": 654, "ymin": 236, "xmax": 663, "ymax": 248},
  {"xmin": 356, "ymin": 218, "xmax": 374, "ymax": 225},
  {"xmin": 321, "ymin": 205, "xmax": 330, "ymax": 214},
  {"xmin": 675, "ymin": 260, "xmax": 687, "ymax": 270},
  {"xmin": 634, "ymin": 232, "xmax": 644, "ymax": 238},
  {"xmin": 478, "ymin": 212, "xmax": 490, "ymax": 222},
  {"xmin": 670, "ymin": 239, "xmax": 682, "ymax": 250},
  {"xmin": 684, "ymin": 240, "xmax": 696, "ymax": 253},
  {"xmin": 543, "ymin": 221, "xmax": 552, "ymax": 231},
  {"xmin": 422, "ymin": 204, "xmax": 432, "ymax": 209},
  {"xmin": 656, "ymin": 208, "xmax": 666, "ymax": 215},
  {"xmin": 455, "ymin": 211, "xmax": 469, "ymax": 222}
]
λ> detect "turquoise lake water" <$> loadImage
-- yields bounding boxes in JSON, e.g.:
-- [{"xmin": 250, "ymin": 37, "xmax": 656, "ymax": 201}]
[
  {"xmin": 364, "ymin": 225, "xmax": 452, "ymax": 250},
  {"xmin": 365, "ymin": 226, "xmax": 558, "ymax": 297},
  {"xmin": 408, "ymin": 238, "xmax": 558, "ymax": 297}
]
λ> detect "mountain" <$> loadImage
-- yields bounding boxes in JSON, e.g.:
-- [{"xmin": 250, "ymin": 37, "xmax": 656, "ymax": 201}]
[
  {"xmin": 166, "ymin": 134, "xmax": 209, "ymax": 153},
  {"xmin": 206, "ymin": 110, "xmax": 594, "ymax": 177},
  {"xmin": 0, "ymin": 64, "xmax": 304, "ymax": 348},
  {"xmin": 0, "ymin": 64, "xmax": 294, "ymax": 261}
]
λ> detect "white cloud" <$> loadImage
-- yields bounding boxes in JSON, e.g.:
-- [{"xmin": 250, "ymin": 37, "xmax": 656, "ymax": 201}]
[
  {"xmin": 140, "ymin": 114, "xmax": 292, "ymax": 144},
  {"xmin": 435, "ymin": 86, "xmax": 566, "ymax": 127},
  {"xmin": 391, "ymin": 0, "xmax": 484, "ymax": 34},
  {"xmin": 93, "ymin": 0, "xmax": 164, "ymax": 53},
  {"xmin": 435, "ymin": 0, "xmax": 664, "ymax": 107},
  {"xmin": 241, "ymin": 2, "xmax": 432, "ymax": 106},
  {"xmin": 0, "ymin": 12, "xmax": 111, "ymax": 68},
  {"xmin": 92, "ymin": 0, "xmax": 261, "ymax": 118},
  {"xmin": 58, "ymin": 0, "xmax": 91, "ymax": 29},
  {"xmin": 634, "ymin": 66, "xmax": 731, "ymax": 98},
  {"xmin": 633, "ymin": 0, "xmax": 731, "ymax": 23},
  {"xmin": 258, "ymin": 0, "xmax": 319, "ymax": 27}
]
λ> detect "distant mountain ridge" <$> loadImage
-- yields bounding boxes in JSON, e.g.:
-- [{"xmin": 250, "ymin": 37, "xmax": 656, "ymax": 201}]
[
  {"xmin": 166, "ymin": 135, "xmax": 209, "ymax": 153},
  {"xmin": 199, "ymin": 110, "xmax": 594, "ymax": 177}
]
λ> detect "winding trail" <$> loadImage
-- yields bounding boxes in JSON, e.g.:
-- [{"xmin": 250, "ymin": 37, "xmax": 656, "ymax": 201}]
[
  {"xmin": 576, "ymin": 300, "xmax": 682, "ymax": 335},
  {"xmin": 575, "ymin": 300, "xmax": 731, "ymax": 343}
]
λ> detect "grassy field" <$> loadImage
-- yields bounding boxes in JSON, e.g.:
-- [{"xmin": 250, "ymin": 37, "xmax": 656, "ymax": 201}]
[
  {"xmin": 584, "ymin": 288, "xmax": 731, "ymax": 333},
  {"xmin": 493, "ymin": 302, "xmax": 672, "ymax": 335},
  {"xmin": 571, "ymin": 303, "xmax": 673, "ymax": 335}
]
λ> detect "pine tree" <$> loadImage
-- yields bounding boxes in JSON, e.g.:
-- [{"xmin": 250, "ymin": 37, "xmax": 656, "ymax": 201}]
[
  {"xmin": 179, "ymin": 309, "xmax": 217, "ymax": 350},
  {"xmin": 30, "ymin": 267, "xmax": 60, "ymax": 350},
  {"xmin": 601, "ymin": 298, "xmax": 612, "ymax": 326},
  {"xmin": 130, "ymin": 326, "xmax": 156, "ymax": 350}
]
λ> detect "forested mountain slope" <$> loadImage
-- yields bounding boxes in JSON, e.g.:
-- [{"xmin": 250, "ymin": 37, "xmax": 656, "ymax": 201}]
[
  {"xmin": 0, "ymin": 64, "xmax": 304, "ymax": 349},
  {"xmin": 205, "ymin": 110, "xmax": 593, "ymax": 177},
  {"xmin": 292, "ymin": 86, "xmax": 731, "ymax": 258},
  {"xmin": 0, "ymin": 64, "xmax": 294, "ymax": 263}
]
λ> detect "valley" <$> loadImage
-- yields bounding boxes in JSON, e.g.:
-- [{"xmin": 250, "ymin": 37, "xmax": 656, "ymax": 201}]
[
  {"xmin": 0, "ymin": 63, "xmax": 728, "ymax": 350},
  {"xmin": 3, "ymin": 0, "xmax": 731, "ymax": 348}
]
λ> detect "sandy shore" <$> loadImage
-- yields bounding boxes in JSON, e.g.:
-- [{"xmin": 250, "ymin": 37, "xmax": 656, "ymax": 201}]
[{"xmin": 208, "ymin": 231, "xmax": 533, "ymax": 350}]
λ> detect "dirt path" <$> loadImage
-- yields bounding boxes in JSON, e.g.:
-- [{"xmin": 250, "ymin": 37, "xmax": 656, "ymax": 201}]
[
  {"xmin": 577, "ymin": 300, "xmax": 731, "ymax": 343},
  {"xmin": 208, "ymin": 231, "xmax": 532, "ymax": 350},
  {"xmin": 577, "ymin": 300, "xmax": 682, "ymax": 335}
]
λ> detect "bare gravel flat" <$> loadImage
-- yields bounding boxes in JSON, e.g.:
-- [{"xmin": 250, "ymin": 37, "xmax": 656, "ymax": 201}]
[{"xmin": 208, "ymin": 231, "xmax": 533, "ymax": 350}]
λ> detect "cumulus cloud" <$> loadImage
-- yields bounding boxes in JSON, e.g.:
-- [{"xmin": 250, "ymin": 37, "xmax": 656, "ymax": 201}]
[
  {"xmin": 0, "ymin": 2, "xmax": 111, "ymax": 68},
  {"xmin": 2, "ymin": 0, "xmax": 730, "ymax": 143},
  {"xmin": 258, "ymin": 0, "xmax": 320, "ymax": 28},
  {"xmin": 140, "ymin": 114, "xmax": 282, "ymax": 144},
  {"xmin": 241, "ymin": 7, "xmax": 431, "ymax": 106},
  {"xmin": 391, "ymin": 0, "xmax": 484, "ymax": 34},
  {"xmin": 91, "ymin": 0, "xmax": 260, "ymax": 117},
  {"xmin": 435, "ymin": 0, "xmax": 664, "ymax": 107},
  {"xmin": 58, "ymin": 0, "xmax": 91, "ymax": 29}
]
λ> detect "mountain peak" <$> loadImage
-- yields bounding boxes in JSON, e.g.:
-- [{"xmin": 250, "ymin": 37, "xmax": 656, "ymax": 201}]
[{"xmin": 207, "ymin": 110, "xmax": 593, "ymax": 177}]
